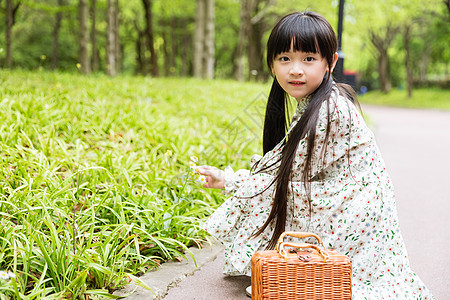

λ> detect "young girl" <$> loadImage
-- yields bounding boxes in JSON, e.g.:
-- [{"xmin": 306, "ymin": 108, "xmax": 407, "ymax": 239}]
[{"xmin": 198, "ymin": 11, "xmax": 434, "ymax": 299}]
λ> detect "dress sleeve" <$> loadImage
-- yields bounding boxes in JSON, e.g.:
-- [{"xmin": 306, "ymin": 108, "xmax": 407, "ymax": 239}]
[{"xmin": 223, "ymin": 154, "xmax": 263, "ymax": 195}]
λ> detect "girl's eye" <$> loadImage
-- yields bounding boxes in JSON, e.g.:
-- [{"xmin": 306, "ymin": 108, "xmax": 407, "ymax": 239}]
[
  {"xmin": 305, "ymin": 57, "xmax": 315, "ymax": 62},
  {"xmin": 279, "ymin": 56, "xmax": 290, "ymax": 62}
]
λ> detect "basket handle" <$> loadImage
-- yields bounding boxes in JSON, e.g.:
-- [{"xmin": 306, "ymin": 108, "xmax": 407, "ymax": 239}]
[
  {"xmin": 276, "ymin": 232, "xmax": 324, "ymax": 252},
  {"xmin": 278, "ymin": 242, "xmax": 329, "ymax": 262}
]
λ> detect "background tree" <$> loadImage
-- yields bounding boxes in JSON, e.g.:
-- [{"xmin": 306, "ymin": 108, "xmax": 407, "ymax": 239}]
[
  {"xmin": 159, "ymin": 6, "xmax": 169, "ymax": 76},
  {"xmin": 369, "ymin": 24, "xmax": 398, "ymax": 93},
  {"xmin": 5, "ymin": 0, "xmax": 13, "ymax": 68},
  {"xmin": 233, "ymin": 0, "xmax": 247, "ymax": 81},
  {"xmin": 193, "ymin": 0, "xmax": 215, "ymax": 79},
  {"xmin": 353, "ymin": 0, "xmax": 409, "ymax": 93},
  {"xmin": 132, "ymin": 12, "xmax": 145, "ymax": 74},
  {"xmin": 51, "ymin": 0, "xmax": 64, "ymax": 70},
  {"xmin": 245, "ymin": 0, "xmax": 272, "ymax": 81},
  {"xmin": 106, "ymin": 0, "xmax": 118, "ymax": 76},
  {"xmin": 114, "ymin": 0, "xmax": 121, "ymax": 73},
  {"xmin": 142, "ymin": 0, "xmax": 158, "ymax": 76},
  {"xmin": 403, "ymin": 23, "xmax": 413, "ymax": 97},
  {"xmin": 429, "ymin": 2, "xmax": 450, "ymax": 80},
  {"xmin": 90, "ymin": 0, "xmax": 99, "ymax": 71},
  {"xmin": 166, "ymin": 1, "xmax": 195, "ymax": 76},
  {"xmin": 78, "ymin": 0, "xmax": 90, "ymax": 73},
  {"xmin": 204, "ymin": 0, "xmax": 214, "ymax": 79},
  {"xmin": 193, "ymin": 0, "xmax": 205, "ymax": 78},
  {"xmin": 394, "ymin": 0, "xmax": 433, "ymax": 97},
  {"xmin": 113, "ymin": 0, "xmax": 120, "ymax": 73},
  {"xmin": 5, "ymin": 0, "xmax": 21, "ymax": 68}
]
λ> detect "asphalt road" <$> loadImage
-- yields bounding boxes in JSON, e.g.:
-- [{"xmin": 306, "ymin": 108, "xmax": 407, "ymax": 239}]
[{"xmin": 163, "ymin": 104, "xmax": 450, "ymax": 300}]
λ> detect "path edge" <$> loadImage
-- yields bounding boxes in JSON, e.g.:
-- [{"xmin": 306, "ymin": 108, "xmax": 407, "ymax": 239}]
[{"xmin": 113, "ymin": 240, "xmax": 224, "ymax": 300}]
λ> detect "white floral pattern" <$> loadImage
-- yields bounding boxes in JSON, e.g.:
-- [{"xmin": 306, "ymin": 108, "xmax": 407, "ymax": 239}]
[{"xmin": 203, "ymin": 88, "xmax": 434, "ymax": 299}]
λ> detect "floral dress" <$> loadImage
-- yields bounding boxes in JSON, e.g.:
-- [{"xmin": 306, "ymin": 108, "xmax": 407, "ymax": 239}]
[{"xmin": 203, "ymin": 88, "xmax": 434, "ymax": 299}]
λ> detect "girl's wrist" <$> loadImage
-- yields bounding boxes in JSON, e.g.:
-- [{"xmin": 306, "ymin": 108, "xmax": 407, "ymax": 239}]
[{"xmin": 223, "ymin": 166, "xmax": 235, "ymax": 193}]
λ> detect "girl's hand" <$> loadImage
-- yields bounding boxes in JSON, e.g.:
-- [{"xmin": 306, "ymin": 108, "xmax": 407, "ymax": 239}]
[{"xmin": 196, "ymin": 165, "xmax": 225, "ymax": 189}]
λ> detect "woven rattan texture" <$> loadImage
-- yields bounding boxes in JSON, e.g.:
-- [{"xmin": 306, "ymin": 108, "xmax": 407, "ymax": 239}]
[{"xmin": 251, "ymin": 249, "xmax": 352, "ymax": 300}]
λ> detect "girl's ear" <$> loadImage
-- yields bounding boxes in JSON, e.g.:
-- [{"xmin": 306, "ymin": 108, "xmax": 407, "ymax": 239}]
[{"xmin": 327, "ymin": 52, "xmax": 339, "ymax": 72}]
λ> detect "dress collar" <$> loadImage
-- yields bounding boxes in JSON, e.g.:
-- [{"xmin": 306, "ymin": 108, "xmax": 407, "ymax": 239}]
[
  {"xmin": 297, "ymin": 95, "xmax": 311, "ymax": 114},
  {"xmin": 291, "ymin": 95, "xmax": 311, "ymax": 123}
]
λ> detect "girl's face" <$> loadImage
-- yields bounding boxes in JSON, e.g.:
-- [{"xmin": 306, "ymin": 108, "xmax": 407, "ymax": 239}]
[{"xmin": 271, "ymin": 47, "xmax": 337, "ymax": 102}]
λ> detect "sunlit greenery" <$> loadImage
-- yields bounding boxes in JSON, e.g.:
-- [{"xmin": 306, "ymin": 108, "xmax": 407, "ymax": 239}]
[
  {"xmin": 0, "ymin": 0, "xmax": 448, "ymax": 87},
  {"xmin": 0, "ymin": 70, "xmax": 268, "ymax": 298},
  {"xmin": 359, "ymin": 89, "xmax": 450, "ymax": 110}
]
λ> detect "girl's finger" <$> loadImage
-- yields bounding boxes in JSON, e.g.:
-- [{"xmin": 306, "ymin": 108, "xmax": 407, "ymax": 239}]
[
  {"xmin": 197, "ymin": 165, "xmax": 215, "ymax": 176},
  {"xmin": 196, "ymin": 166, "xmax": 208, "ymax": 175}
]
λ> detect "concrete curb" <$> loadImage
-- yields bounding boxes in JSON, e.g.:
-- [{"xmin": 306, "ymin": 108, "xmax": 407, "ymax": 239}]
[{"xmin": 113, "ymin": 241, "xmax": 224, "ymax": 300}]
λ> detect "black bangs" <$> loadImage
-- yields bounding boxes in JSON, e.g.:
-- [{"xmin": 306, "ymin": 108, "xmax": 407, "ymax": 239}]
[{"xmin": 266, "ymin": 12, "xmax": 338, "ymax": 70}]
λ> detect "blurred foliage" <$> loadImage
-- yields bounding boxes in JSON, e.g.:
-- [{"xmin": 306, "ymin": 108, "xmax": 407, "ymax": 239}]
[
  {"xmin": 359, "ymin": 88, "xmax": 450, "ymax": 110},
  {"xmin": 0, "ymin": 0, "xmax": 448, "ymax": 89}
]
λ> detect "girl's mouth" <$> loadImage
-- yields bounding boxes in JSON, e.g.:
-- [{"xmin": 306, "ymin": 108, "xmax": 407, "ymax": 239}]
[{"xmin": 289, "ymin": 81, "xmax": 305, "ymax": 86}]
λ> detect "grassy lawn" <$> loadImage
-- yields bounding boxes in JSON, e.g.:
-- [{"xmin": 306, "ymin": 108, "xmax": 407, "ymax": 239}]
[
  {"xmin": 0, "ymin": 69, "xmax": 447, "ymax": 298},
  {"xmin": 358, "ymin": 88, "xmax": 450, "ymax": 110},
  {"xmin": 0, "ymin": 70, "xmax": 268, "ymax": 299}
]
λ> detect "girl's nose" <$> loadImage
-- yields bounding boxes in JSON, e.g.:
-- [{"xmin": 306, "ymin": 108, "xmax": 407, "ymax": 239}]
[{"xmin": 289, "ymin": 63, "xmax": 304, "ymax": 75}]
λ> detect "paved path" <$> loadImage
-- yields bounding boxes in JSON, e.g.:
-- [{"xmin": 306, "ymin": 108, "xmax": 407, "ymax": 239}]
[
  {"xmin": 359, "ymin": 105, "xmax": 450, "ymax": 299},
  {"xmin": 161, "ymin": 105, "xmax": 450, "ymax": 299}
]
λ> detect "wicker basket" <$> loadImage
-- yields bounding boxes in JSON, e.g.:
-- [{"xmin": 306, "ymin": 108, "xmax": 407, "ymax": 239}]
[{"xmin": 251, "ymin": 232, "xmax": 352, "ymax": 299}]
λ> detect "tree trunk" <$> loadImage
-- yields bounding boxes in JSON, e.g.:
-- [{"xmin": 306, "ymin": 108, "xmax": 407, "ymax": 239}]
[
  {"xmin": 90, "ymin": 0, "xmax": 99, "ymax": 72},
  {"xmin": 5, "ymin": 0, "xmax": 13, "ymax": 68},
  {"xmin": 142, "ymin": 0, "xmax": 158, "ymax": 76},
  {"xmin": 133, "ymin": 19, "xmax": 145, "ymax": 74},
  {"xmin": 204, "ymin": 0, "xmax": 215, "ymax": 79},
  {"xmin": 106, "ymin": 0, "xmax": 116, "ymax": 76},
  {"xmin": 114, "ymin": 0, "xmax": 121, "ymax": 73},
  {"xmin": 170, "ymin": 16, "xmax": 177, "ymax": 76},
  {"xmin": 193, "ymin": 0, "xmax": 205, "ymax": 78},
  {"xmin": 247, "ymin": 24, "xmax": 265, "ymax": 80},
  {"xmin": 246, "ymin": 0, "xmax": 270, "ymax": 81},
  {"xmin": 4, "ymin": 0, "xmax": 21, "ymax": 68},
  {"xmin": 378, "ymin": 50, "xmax": 391, "ymax": 93},
  {"xmin": 193, "ymin": 0, "xmax": 215, "ymax": 79},
  {"xmin": 135, "ymin": 32, "xmax": 144, "ymax": 74},
  {"xmin": 234, "ymin": 0, "xmax": 247, "ymax": 81},
  {"xmin": 370, "ymin": 25, "xmax": 398, "ymax": 93},
  {"xmin": 160, "ymin": 10, "xmax": 170, "ymax": 76},
  {"xmin": 404, "ymin": 24, "xmax": 413, "ymax": 98},
  {"xmin": 181, "ymin": 18, "xmax": 191, "ymax": 76},
  {"xmin": 419, "ymin": 45, "xmax": 432, "ymax": 82},
  {"xmin": 247, "ymin": 21, "xmax": 264, "ymax": 81},
  {"xmin": 52, "ymin": 0, "xmax": 63, "ymax": 70},
  {"xmin": 79, "ymin": 0, "xmax": 90, "ymax": 74}
]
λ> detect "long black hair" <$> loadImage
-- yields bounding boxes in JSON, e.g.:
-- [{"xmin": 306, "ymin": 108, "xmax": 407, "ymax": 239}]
[{"xmin": 252, "ymin": 11, "xmax": 357, "ymax": 249}]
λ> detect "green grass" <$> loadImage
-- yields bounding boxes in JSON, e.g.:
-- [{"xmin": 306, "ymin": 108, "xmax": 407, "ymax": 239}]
[
  {"xmin": 359, "ymin": 88, "xmax": 450, "ymax": 110},
  {"xmin": 0, "ymin": 69, "xmax": 447, "ymax": 298},
  {"xmin": 0, "ymin": 70, "xmax": 268, "ymax": 299}
]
